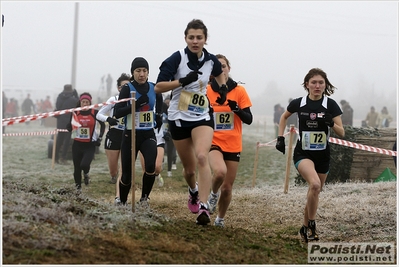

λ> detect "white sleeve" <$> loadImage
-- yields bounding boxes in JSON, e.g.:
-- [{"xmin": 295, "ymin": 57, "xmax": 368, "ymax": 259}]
[{"xmin": 96, "ymin": 96, "xmax": 115, "ymax": 122}]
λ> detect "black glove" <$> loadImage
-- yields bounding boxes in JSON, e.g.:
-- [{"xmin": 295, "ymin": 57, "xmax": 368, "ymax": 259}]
[
  {"xmin": 163, "ymin": 131, "xmax": 171, "ymax": 141},
  {"xmin": 178, "ymin": 71, "xmax": 202, "ymax": 87},
  {"xmin": 227, "ymin": 99, "xmax": 239, "ymax": 112},
  {"xmin": 66, "ymin": 123, "xmax": 72, "ymax": 132},
  {"xmin": 323, "ymin": 113, "xmax": 334, "ymax": 127},
  {"xmin": 275, "ymin": 136, "xmax": 285, "ymax": 154},
  {"xmin": 106, "ymin": 117, "xmax": 119, "ymax": 126},
  {"xmin": 216, "ymin": 84, "xmax": 228, "ymax": 105},
  {"xmin": 155, "ymin": 114, "xmax": 162, "ymax": 129},
  {"xmin": 135, "ymin": 94, "xmax": 149, "ymax": 108},
  {"xmin": 94, "ymin": 137, "xmax": 102, "ymax": 147}
]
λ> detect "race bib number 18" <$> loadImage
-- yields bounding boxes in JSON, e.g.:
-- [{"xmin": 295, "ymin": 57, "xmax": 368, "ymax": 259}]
[{"xmin": 135, "ymin": 111, "xmax": 154, "ymax": 128}]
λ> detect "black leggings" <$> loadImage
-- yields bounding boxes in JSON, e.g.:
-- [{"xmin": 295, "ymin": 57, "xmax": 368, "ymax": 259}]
[
  {"xmin": 119, "ymin": 129, "xmax": 157, "ymax": 203},
  {"xmin": 72, "ymin": 141, "xmax": 95, "ymax": 186},
  {"xmin": 165, "ymin": 138, "xmax": 177, "ymax": 171}
]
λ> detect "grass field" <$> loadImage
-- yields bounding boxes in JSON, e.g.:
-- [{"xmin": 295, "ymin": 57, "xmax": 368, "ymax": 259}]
[{"xmin": 2, "ymin": 120, "xmax": 397, "ymax": 264}]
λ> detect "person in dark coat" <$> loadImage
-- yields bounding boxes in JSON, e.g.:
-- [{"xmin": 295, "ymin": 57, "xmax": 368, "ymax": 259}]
[{"xmin": 54, "ymin": 84, "xmax": 79, "ymax": 164}]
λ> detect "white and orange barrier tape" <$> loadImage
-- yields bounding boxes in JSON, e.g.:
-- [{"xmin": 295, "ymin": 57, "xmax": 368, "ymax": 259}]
[
  {"xmin": 256, "ymin": 127, "xmax": 397, "ymax": 156},
  {"xmin": 2, "ymin": 129, "xmax": 68, "ymax": 137},
  {"xmin": 2, "ymin": 97, "xmax": 134, "ymax": 126}
]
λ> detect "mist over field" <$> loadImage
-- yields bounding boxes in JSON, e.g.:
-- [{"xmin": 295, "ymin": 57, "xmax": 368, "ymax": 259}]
[{"xmin": 2, "ymin": 1, "xmax": 397, "ymax": 127}]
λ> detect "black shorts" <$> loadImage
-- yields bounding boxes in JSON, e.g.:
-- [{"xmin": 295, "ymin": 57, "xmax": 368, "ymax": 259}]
[
  {"xmin": 168, "ymin": 118, "xmax": 214, "ymax": 141},
  {"xmin": 104, "ymin": 128, "xmax": 124, "ymax": 150},
  {"xmin": 293, "ymin": 146, "xmax": 330, "ymax": 174},
  {"xmin": 210, "ymin": 145, "xmax": 241, "ymax": 162}
]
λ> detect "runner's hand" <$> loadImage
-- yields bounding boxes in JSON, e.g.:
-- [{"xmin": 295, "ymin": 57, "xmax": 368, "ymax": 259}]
[
  {"xmin": 323, "ymin": 113, "xmax": 334, "ymax": 127},
  {"xmin": 178, "ymin": 71, "xmax": 202, "ymax": 87},
  {"xmin": 275, "ymin": 136, "xmax": 285, "ymax": 154}
]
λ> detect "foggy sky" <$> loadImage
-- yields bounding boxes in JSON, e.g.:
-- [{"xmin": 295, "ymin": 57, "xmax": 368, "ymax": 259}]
[{"xmin": 1, "ymin": 1, "xmax": 398, "ymax": 124}]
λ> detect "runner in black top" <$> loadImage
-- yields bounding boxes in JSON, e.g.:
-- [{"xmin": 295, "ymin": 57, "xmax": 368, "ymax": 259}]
[
  {"xmin": 276, "ymin": 68, "xmax": 345, "ymax": 243},
  {"xmin": 114, "ymin": 57, "xmax": 163, "ymax": 208}
]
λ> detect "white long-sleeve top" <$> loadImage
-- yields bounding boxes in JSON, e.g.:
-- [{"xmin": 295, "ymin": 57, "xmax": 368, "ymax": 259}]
[{"xmin": 96, "ymin": 94, "xmax": 125, "ymax": 130}]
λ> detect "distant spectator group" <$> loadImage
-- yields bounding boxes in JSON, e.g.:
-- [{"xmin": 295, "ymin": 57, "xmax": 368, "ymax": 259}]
[{"xmin": 363, "ymin": 106, "xmax": 393, "ymax": 128}]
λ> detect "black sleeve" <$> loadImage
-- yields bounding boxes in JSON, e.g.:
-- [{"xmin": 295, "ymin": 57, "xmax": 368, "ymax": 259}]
[
  {"xmin": 95, "ymin": 110, "xmax": 106, "ymax": 138},
  {"xmin": 235, "ymin": 107, "xmax": 253, "ymax": 125},
  {"xmin": 155, "ymin": 93, "xmax": 163, "ymax": 115},
  {"xmin": 114, "ymin": 84, "xmax": 132, "ymax": 119}
]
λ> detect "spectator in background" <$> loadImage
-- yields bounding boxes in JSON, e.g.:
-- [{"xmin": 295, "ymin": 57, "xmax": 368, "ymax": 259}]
[
  {"xmin": 273, "ymin": 103, "xmax": 284, "ymax": 138},
  {"xmin": 365, "ymin": 106, "xmax": 379, "ymax": 128},
  {"xmin": 42, "ymin": 95, "xmax": 53, "ymax": 112},
  {"xmin": 21, "ymin": 93, "xmax": 36, "ymax": 125},
  {"xmin": 364, "ymin": 106, "xmax": 379, "ymax": 128},
  {"xmin": 106, "ymin": 74, "xmax": 113, "ymax": 96},
  {"xmin": 378, "ymin": 106, "xmax": 392, "ymax": 128},
  {"xmin": 5, "ymin": 98, "xmax": 18, "ymax": 118},
  {"xmin": 55, "ymin": 84, "xmax": 79, "ymax": 164},
  {"xmin": 340, "ymin": 100, "xmax": 353, "ymax": 126},
  {"xmin": 286, "ymin": 98, "xmax": 298, "ymax": 134}
]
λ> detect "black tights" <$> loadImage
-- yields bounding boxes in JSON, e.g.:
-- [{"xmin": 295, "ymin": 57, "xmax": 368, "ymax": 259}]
[
  {"xmin": 72, "ymin": 141, "xmax": 95, "ymax": 186},
  {"xmin": 119, "ymin": 130, "xmax": 157, "ymax": 203}
]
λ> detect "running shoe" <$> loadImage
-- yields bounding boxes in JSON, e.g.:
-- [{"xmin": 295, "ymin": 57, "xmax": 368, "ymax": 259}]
[
  {"xmin": 136, "ymin": 197, "xmax": 151, "ymax": 212},
  {"xmin": 76, "ymin": 184, "xmax": 82, "ymax": 191},
  {"xmin": 114, "ymin": 197, "xmax": 121, "ymax": 206},
  {"xmin": 207, "ymin": 192, "xmax": 219, "ymax": 214},
  {"xmin": 156, "ymin": 174, "xmax": 164, "ymax": 187},
  {"xmin": 167, "ymin": 171, "xmax": 172, "ymax": 177},
  {"xmin": 299, "ymin": 225, "xmax": 308, "ymax": 243},
  {"xmin": 84, "ymin": 173, "xmax": 90, "ymax": 185},
  {"xmin": 214, "ymin": 219, "xmax": 225, "ymax": 228},
  {"xmin": 196, "ymin": 204, "xmax": 210, "ymax": 225},
  {"xmin": 188, "ymin": 187, "xmax": 200, "ymax": 213},
  {"xmin": 172, "ymin": 164, "xmax": 177, "ymax": 170},
  {"xmin": 308, "ymin": 220, "xmax": 319, "ymax": 241}
]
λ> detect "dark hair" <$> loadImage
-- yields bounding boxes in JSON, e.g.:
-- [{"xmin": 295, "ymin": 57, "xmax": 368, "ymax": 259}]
[
  {"xmin": 302, "ymin": 68, "xmax": 336, "ymax": 96},
  {"xmin": 77, "ymin": 92, "xmax": 92, "ymax": 107},
  {"xmin": 216, "ymin": 54, "xmax": 230, "ymax": 69},
  {"xmin": 184, "ymin": 19, "xmax": 208, "ymax": 41},
  {"xmin": 117, "ymin": 73, "xmax": 131, "ymax": 87}
]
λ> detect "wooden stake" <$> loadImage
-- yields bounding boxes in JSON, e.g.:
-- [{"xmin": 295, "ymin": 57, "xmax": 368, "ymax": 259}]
[
  {"xmin": 131, "ymin": 91, "xmax": 136, "ymax": 212},
  {"xmin": 284, "ymin": 125, "xmax": 295, "ymax": 193},
  {"xmin": 252, "ymin": 142, "xmax": 260, "ymax": 188},
  {"xmin": 51, "ymin": 130, "xmax": 57, "ymax": 170}
]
